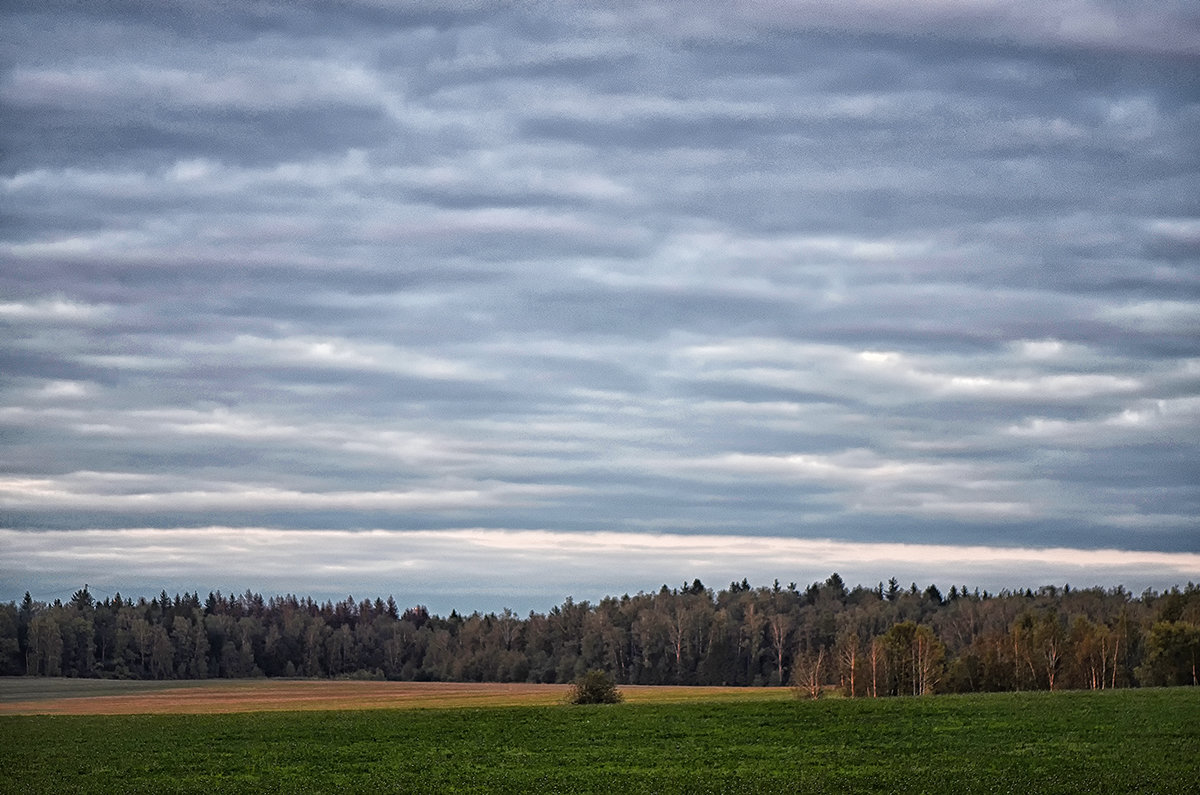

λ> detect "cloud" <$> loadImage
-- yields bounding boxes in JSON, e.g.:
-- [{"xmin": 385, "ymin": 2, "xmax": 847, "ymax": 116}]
[
  {"xmin": 1, "ymin": 1, "xmax": 1198, "ymax": 607},
  {"xmin": 693, "ymin": 1, "xmax": 1200, "ymax": 55},
  {"xmin": 4, "ymin": 528, "xmax": 1197, "ymax": 613},
  {"xmin": 0, "ymin": 298, "xmax": 111, "ymax": 323},
  {"xmin": 0, "ymin": 472, "xmax": 579, "ymax": 514},
  {"xmin": 1101, "ymin": 301, "xmax": 1200, "ymax": 334}
]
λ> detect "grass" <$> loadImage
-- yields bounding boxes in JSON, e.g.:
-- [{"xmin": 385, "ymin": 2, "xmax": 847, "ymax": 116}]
[{"xmin": 1, "ymin": 685, "xmax": 1197, "ymax": 793}]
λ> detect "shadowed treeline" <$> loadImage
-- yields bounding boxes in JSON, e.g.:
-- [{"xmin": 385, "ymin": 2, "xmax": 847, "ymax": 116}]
[{"xmin": 4, "ymin": 576, "xmax": 1198, "ymax": 694}]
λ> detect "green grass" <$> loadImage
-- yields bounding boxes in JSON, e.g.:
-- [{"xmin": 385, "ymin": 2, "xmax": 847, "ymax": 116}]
[{"xmin": 2, "ymin": 688, "xmax": 1197, "ymax": 794}]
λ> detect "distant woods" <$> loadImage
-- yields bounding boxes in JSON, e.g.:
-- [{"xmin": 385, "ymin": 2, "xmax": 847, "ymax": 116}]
[{"xmin": 3, "ymin": 575, "xmax": 1198, "ymax": 695}]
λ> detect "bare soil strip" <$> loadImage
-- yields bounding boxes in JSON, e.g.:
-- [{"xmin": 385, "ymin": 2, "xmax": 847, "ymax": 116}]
[
  {"xmin": 0, "ymin": 679, "xmax": 788, "ymax": 715},
  {"xmin": 0, "ymin": 680, "xmax": 566, "ymax": 715}
]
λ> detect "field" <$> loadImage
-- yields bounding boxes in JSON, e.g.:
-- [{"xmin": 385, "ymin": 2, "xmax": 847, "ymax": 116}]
[
  {"xmin": 1, "ymin": 680, "xmax": 1197, "ymax": 794},
  {"xmin": 0, "ymin": 678, "xmax": 790, "ymax": 716}
]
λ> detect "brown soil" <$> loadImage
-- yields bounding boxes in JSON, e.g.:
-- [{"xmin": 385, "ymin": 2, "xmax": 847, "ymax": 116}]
[{"xmin": 0, "ymin": 680, "xmax": 572, "ymax": 715}]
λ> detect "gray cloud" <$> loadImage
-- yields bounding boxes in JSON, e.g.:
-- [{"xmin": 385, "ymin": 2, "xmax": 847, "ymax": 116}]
[{"xmin": 2, "ymin": 1, "xmax": 1198, "ymax": 608}]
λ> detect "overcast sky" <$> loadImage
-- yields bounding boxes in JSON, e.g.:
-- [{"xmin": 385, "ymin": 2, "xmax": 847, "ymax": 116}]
[{"xmin": 3, "ymin": 1, "xmax": 1199, "ymax": 613}]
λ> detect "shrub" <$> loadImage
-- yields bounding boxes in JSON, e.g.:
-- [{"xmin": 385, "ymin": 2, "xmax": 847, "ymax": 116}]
[{"xmin": 567, "ymin": 669, "xmax": 623, "ymax": 704}]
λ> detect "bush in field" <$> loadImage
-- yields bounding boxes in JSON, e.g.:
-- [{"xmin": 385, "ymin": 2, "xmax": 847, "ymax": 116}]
[{"xmin": 567, "ymin": 669, "xmax": 623, "ymax": 704}]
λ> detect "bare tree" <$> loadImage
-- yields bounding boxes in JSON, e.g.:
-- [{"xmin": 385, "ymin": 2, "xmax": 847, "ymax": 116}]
[
  {"xmin": 791, "ymin": 645, "xmax": 825, "ymax": 700},
  {"xmin": 868, "ymin": 635, "xmax": 886, "ymax": 698},
  {"xmin": 836, "ymin": 630, "xmax": 860, "ymax": 697},
  {"xmin": 767, "ymin": 611, "xmax": 793, "ymax": 686},
  {"xmin": 741, "ymin": 600, "xmax": 767, "ymax": 683}
]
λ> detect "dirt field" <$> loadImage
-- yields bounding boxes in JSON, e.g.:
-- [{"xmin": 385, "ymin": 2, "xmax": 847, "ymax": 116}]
[{"xmin": 0, "ymin": 678, "xmax": 789, "ymax": 715}]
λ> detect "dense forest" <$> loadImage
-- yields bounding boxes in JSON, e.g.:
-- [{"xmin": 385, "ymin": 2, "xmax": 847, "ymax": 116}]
[{"xmin": 3, "ymin": 575, "xmax": 1198, "ymax": 695}]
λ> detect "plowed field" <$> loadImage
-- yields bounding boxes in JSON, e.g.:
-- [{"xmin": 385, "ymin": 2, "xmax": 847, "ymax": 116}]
[{"xmin": 0, "ymin": 678, "xmax": 787, "ymax": 715}]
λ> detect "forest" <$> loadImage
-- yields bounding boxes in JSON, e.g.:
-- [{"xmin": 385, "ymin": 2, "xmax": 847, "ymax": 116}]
[{"xmin": 3, "ymin": 575, "xmax": 1198, "ymax": 695}]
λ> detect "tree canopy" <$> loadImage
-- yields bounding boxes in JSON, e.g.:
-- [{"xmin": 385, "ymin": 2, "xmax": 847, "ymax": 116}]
[{"xmin": 4, "ymin": 578, "xmax": 1198, "ymax": 696}]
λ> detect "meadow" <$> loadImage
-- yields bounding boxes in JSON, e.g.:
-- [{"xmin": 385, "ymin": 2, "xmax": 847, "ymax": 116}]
[{"xmin": 1, "ymin": 681, "xmax": 1197, "ymax": 793}]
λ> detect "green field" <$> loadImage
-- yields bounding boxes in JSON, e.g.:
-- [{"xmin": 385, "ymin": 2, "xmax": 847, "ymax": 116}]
[{"xmin": 2, "ymin": 687, "xmax": 1197, "ymax": 793}]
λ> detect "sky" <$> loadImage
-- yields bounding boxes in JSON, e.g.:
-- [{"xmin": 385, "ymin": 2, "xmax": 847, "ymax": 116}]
[{"xmin": 2, "ymin": 1, "xmax": 1199, "ymax": 614}]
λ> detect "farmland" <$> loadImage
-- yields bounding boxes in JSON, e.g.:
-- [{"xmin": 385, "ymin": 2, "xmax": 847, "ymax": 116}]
[
  {"xmin": 0, "ymin": 678, "xmax": 788, "ymax": 716},
  {"xmin": 1, "ymin": 681, "xmax": 1197, "ymax": 793}
]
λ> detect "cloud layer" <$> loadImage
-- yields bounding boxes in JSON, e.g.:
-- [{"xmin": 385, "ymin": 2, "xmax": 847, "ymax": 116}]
[
  {"xmin": 2, "ymin": 1, "xmax": 1198, "ymax": 609},
  {"xmin": 5, "ymin": 528, "xmax": 1196, "ymax": 615}
]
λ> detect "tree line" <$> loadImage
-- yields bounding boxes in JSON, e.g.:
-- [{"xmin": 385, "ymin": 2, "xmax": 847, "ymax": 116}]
[{"xmin": 3, "ymin": 575, "xmax": 1198, "ymax": 694}]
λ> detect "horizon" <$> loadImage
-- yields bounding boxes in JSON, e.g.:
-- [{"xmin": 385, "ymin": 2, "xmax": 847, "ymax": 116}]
[{"xmin": 9, "ymin": 535, "xmax": 1198, "ymax": 618}]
